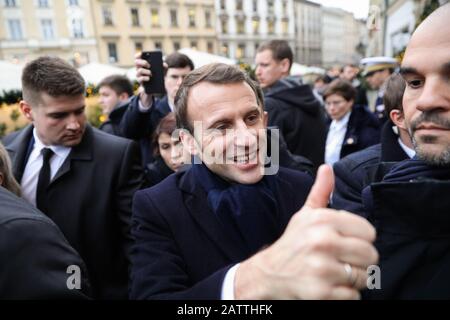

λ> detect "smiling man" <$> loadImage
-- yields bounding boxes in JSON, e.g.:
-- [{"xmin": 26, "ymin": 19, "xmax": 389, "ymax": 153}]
[
  {"xmin": 130, "ymin": 63, "xmax": 378, "ymax": 300},
  {"xmin": 2, "ymin": 56, "xmax": 143, "ymax": 299}
]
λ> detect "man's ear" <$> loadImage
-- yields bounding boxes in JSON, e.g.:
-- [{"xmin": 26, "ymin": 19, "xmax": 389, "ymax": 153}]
[
  {"xmin": 280, "ymin": 58, "xmax": 291, "ymax": 74},
  {"xmin": 179, "ymin": 129, "xmax": 199, "ymax": 156},
  {"xmin": 19, "ymin": 100, "xmax": 33, "ymax": 122},
  {"xmin": 390, "ymin": 109, "xmax": 407, "ymax": 130},
  {"xmin": 0, "ymin": 172, "xmax": 4, "ymax": 186},
  {"xmin": 118, "ymin": 92, "xmax": 129, "ymax": 102}
]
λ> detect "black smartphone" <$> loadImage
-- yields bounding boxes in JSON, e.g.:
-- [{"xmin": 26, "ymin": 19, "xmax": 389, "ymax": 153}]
[{"xmin": 141, "ymin": 51, "xmax": 166, "ymax": 95}]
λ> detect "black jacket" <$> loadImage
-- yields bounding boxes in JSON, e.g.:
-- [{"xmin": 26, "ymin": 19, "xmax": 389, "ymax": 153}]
[
  {"xmin": 332, "ymin": 121, "xmax": 410, "ymax": 216},
  {"xmin": 3, "ymin": 125, "xmax": 143, "ymax": 299},
  {"xmin": 98, "ymin": 100, "xmax": 130, "ymax": 136},
  {"xmin": 326, "ymin": 104, "xmax": 381, "ymax": 160},
  {"xmin": 264, "ymin": 77, "xmax": 326, "ymax": 169},
  {"xmin": 0, "ymin": 186, "xmax": 91, "ymax": 299}
]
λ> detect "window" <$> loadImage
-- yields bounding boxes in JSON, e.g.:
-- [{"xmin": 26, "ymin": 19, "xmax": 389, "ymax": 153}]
[
  {"xmin": 221, "ymin": 43, "xmax": 229, "ymax": 56},
  {"xmin": 5, "ymin": 0, "xmax": 17, "ymax": 7},
  {"xmin": 253, "ymin": 0, "xmax": 258, "ymax": 12},
  {"xmin": 268, "ymin": 20, "xmax": 275, "ymax": 34},
  {"xmin": 135, "ymin": 42, "xmax": 143, "ymax": 54},
  {"xmin": 207, "ymin": 41, "xmax": 213, "ymax": 53},
  {"xmin": 236, "ymin": 44, "xmax": 245, "ymax": 59},
  {"xmin": 188, "ymin": 8, "xmax": 196, "ymax": 27},
  {"xmin": 190, "ymin": 41, "xmax": 197, "ymax": 50},
  {"xmin": 7, "ymin": 19, "xmax": 23, "ymax": 40},
  {"xmin": 71, "ymin": 18, "xmax": 84, "ymax": 38},
  {"xmin": 41, "ymin": 19, "xmax": 55, "ymax": 39},
  {"xmin": 236, "ymin": 0, "xmax": 243, "ymax": 11},
  {"xmin": 102, "ymin": 7, "xmax": 113, "ymax": 26},
  {"xmin": 131, "ymin": 8, "xmax": 140, "ymax": 27},
  {"xmin": 252, "ymin": 18, "xmax": 259, "ymax": 34},
  {"xmin": 237, "ymin": 20, "xmax": 245, "ymax": 34},
  {"xmin": 221, "ymin": 19, "xmax": 228, "ymax": 33},
  {"xmin": 220, "ymin": 0, "xmax": 225, "ymax": 10},
  {"xmin": 68, "ymin": 0, "xmax": 78, "ymax": 6},
  {"xmin": 282, "ymin": 1, "xmax": 287, "ymax": 15},
  {"xmin": 205, "ymin": 10, "xmax": 212, "ymax": 28},
  {"xmin": 170, "ymin": 9, "xmax": 178, "ymax": 27},
  {"xmin": 173, "ymin": 41, "xmax": 180, "ymax": 51},
  {"xmin": 268, "ymin": 0, "xmax": 274, "ymax": 14},
  {"xmin": 151, "ymin": 8, "xmax": 160, "ymax": 27},
  {"xmin": 38, "ymin": 0, "xmax": 49, "ymax": 8},
  {"xmin": 154, "ymin": 41, "xmax": 162, "ymax": 50},
  {"xmin": 282, "ymin": 20, "xmax": 288, "ymax": 34},
  {"xmin": 108, "ymin": 42, "xmax": 118, "ymax": 63}
]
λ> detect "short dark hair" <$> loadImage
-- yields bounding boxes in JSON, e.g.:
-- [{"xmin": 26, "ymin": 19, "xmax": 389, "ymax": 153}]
[
  {"xmin": 165, "ymin": 52, "xmax": 194, "ymax": 72},
  {"xmin": 98, "ymin": 75, "xmax": 134, "ymax": 97},
  {"xmin": 257, "ymin": 40, "xmax": 293, "ymax": 69},
  {"xmin": 322, "ymin": 79, "xmax": 356, "ymax": 102},
  {"xmin": 152, "ymin": 112, "xmax": 177, "ymax": 156},
  {"xmin": 174, "ymin": 63, "xmax": 264, "ymax": 133},
  {"xmin": 383, "ymin": 73, "xmax": 406, "ymax": 115},
  {"xmin": 22, "ymin": 56, "xmax": 85, "ymax": 106}
]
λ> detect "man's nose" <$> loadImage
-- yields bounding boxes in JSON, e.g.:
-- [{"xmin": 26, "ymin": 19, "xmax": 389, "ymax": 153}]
[
  {"xmin": 416, "ymin": 77, "xmax": 450, "ymax": 113},
  {"xmin": 66, "ymin": 116, "xmax": 81, "ymax": 130}
]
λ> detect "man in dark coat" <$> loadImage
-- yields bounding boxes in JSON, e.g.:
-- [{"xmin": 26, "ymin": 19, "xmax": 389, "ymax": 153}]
[
  {"xmin": 130, "ymin": 63, "xmax": 378, "ymax": 300},
  {"xmin": 2, "ymin": 57, "xmax": 143, "ymax": 299},
  {"xmin": 255, "ymin": 40, "xmax": 326, "ymax": 169},
  {"xmin": 332, "ymin": 73, "xmax": 414, "ymax": 216},
  {"xmin": 0, "ymin": 186, "xmax": 91, "ymax": 299}
]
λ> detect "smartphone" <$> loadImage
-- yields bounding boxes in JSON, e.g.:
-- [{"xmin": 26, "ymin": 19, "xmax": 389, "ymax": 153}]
[{"xmin": 141, "ymin": 51, "xmax": 166, "ymax": 95}]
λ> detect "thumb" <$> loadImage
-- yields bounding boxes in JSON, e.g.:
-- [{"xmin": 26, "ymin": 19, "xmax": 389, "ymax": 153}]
[{"xmin": 303, "ymin": 164, "xmax": 335, "ymax": 209}]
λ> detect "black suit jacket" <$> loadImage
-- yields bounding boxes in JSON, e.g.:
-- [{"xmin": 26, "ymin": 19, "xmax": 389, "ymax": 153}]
[
  {"xmin": 0, "ymin": 186, "xmax": 91, "ymax": 299},
  {"xmin": 130, "ymin": 166, "xmax": 313, "ymax": 299},
  {"xmin": 332, "ymin": 121, "xmax": 410, "ymax": 215},
  {"xmin": 3, "ymin": 125, "xmax": 143, "ymax": 299}
]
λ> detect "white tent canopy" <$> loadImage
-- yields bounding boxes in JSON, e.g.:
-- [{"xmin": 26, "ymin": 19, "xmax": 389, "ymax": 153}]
[
  {"xmin": 178, "ymin": 48, "xmax": 236, "ymax": 68},
  {"xmin": 0, "ymin": 60, "xmax": 23, "ymax": 92},
  {"xmin": 78, "ymin": 62, "xmax": 127, "ymax": 85},
  {"xmin": 290, "ymin": 63, "xmax": 325, "ymax": 76}
]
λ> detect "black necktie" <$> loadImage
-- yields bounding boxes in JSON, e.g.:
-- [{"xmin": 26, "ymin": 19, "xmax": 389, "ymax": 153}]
[{"xmin": 36, "ymin": 148, "xmax": 54, "ymax": 213}]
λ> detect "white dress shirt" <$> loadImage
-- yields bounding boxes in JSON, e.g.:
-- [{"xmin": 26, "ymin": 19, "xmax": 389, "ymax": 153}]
[
  {"xmin": 325, "ymin": 112, "xmax": 351, "ymax": 166},
  {"xmin": 21, "ymin": 129, "xmax": 71, "ymax": 206},
  {"xmin": 398, "ymin": 138, "xmax": 416, "ymax": 159}
]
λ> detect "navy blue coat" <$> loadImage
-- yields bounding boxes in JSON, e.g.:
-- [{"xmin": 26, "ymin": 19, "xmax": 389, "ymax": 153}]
[
  {"xmin": 332, "ymin": 120, "xmax": 410, "ymax": 216},
  {"xmin": 326, "ymin": 104, "xmax": 381, "ymax": 160},
  {"xmin": 129, "ymin": 166, "xmax": 313, "ymax": 299}
]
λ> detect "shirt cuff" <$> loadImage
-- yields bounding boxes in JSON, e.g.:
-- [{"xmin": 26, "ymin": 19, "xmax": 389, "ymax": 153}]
[
  {"xmin": 221, "ymin": 263, "xmax": 240, "ymax": 300},
  {"xmin": 138, "ymin": 97, "xmax": 153, "ymax": 112}
]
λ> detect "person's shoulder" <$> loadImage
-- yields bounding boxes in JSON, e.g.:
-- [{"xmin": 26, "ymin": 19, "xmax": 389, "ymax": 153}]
[
  {"xmin": 1, "ymin": 125, "xmax": 31, "ymax": 145},
  {"xmin": 335, "ymin": 144, "xmax": 381, "ymax": 173},
  {"xmin": 91, "ymin": 126, "xmax": 134, "ymax": 147},
  {"xmin": 276, "ymin": 166, "xmax": 314, "ymax": 188},
  {"xmin": 136, "ymin": 170, "xmax": 182, "ymax": 200},
  {"xmin": 352, "ymin": 104, "xmax": 380, "ymax": 127}
]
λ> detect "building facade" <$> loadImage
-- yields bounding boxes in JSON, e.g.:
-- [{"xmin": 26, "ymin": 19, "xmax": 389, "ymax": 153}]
[
  {"xmin": 294, "ymin": 0, "xmax": 322, "ymax": 66},
  {"xmin": 215, "ymin": 0, "xmax": 295, "ymax": 64},
  {"xmin": 0, "ymin": 0, "xmax": 98, "ymax": 66},
  {"xmin": 90, "ymin": 0, "xmax": 217, "ymax": 67}
]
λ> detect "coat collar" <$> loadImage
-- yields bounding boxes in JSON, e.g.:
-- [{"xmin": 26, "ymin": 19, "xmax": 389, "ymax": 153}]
[
  {"xmin": 5, "ymin": 124, "xmax": 94, "ymax": 184},
  {"xmin": 380, "ymin": 120, "xmax": 409, "ymax": 162}
]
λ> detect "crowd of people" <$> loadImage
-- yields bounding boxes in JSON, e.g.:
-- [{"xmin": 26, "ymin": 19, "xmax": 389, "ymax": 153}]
[{"xmin": 0, "ymin": 3, "xmax": 449, "ymax": 300}]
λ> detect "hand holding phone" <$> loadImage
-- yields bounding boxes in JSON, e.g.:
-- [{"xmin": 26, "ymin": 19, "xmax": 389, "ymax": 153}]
[{"xmin": 141, "ymin": 51, "xmax": 166, "ymax": 95}]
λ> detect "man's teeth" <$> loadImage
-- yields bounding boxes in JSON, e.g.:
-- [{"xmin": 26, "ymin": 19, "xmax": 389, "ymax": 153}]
[{"xmin": 234, "ymin": 155, "xmax": 250, "ymax": 163}]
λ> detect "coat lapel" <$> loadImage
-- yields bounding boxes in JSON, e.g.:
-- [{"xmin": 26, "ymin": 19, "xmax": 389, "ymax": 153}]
[
  {"xmin": 4, "ymin": 125, "xmax": 34, "ymax": 183},
  {"xmin": 179, "ymin": 168, "xmax": 249, "ymax": 262}
]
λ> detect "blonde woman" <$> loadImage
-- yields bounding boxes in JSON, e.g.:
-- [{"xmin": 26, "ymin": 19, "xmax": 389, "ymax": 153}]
[{"xmin": 0, "ymin": 142, "xmax": 21, "ymax": 196}]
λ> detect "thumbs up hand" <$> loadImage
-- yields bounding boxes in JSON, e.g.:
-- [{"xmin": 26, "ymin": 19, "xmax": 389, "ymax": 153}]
[{"xmin": 234, "ymin": 165, "xmax": 379, "ymax": 300}]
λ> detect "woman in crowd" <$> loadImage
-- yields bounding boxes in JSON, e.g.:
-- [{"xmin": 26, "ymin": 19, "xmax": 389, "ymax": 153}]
[
  {"xmin": 323, "ymin": 79, "xmax": 380, "ymax": 165},
  {"xmin": 0, "ymin": 142, "xmax": 21, "ymax": 196},
  {"xmin": 143, "ymin": 112, "xmax": 189, "ymax": 187}
]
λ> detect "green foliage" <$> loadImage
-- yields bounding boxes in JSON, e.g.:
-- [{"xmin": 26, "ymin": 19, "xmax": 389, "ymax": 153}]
[
  {"xmin": 1, "ymin": 90, "xmax": 22, "ymax": 105},
  {"xmin": 0, "ymin": 122, "xmax": 7, "ymax": 138},
  {"xmin": 9, "ymin": 109, "xmax": 20, "ymax": 122},
  {"xmin": 237, "ymin": 61, "xmax": 256, "ymax": 81},
  {"xmin": 87, "ymin": 103, "xmax": 103, "ymax": 128}
]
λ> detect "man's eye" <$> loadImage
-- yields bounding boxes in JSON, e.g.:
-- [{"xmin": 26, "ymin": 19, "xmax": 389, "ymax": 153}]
[
  {"xmin": 407, "ymin": 79, "xmax": 423, "ymax": 89},
  {"xmin": 246, "ymin": 115, "xmax": 259, "ymax": 124},
  {"xmin": 160, "ymin": 144, "xmax": 170, "ymax": 150},
  {"xmin": 50, "ymin": 114, "xmax": 65, "ymax": 119}
]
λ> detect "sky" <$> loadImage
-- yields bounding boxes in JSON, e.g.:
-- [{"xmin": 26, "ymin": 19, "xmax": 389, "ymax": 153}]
[{"xmin": 308, "ymin": 0, "xmax": 370, "ymax": 19}]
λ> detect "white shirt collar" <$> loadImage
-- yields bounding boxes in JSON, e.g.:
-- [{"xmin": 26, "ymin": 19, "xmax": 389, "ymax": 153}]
[
  {"xmin": 330, "ymin": 111, "xmax": 351, "ymax": 131},
  {"xmin": 32, "ymin": 128, "xmax": 72, "ymax": 159},
  {"xmin": 397, "ymin": 137, "xmax": 416, "ymax": 159}
]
